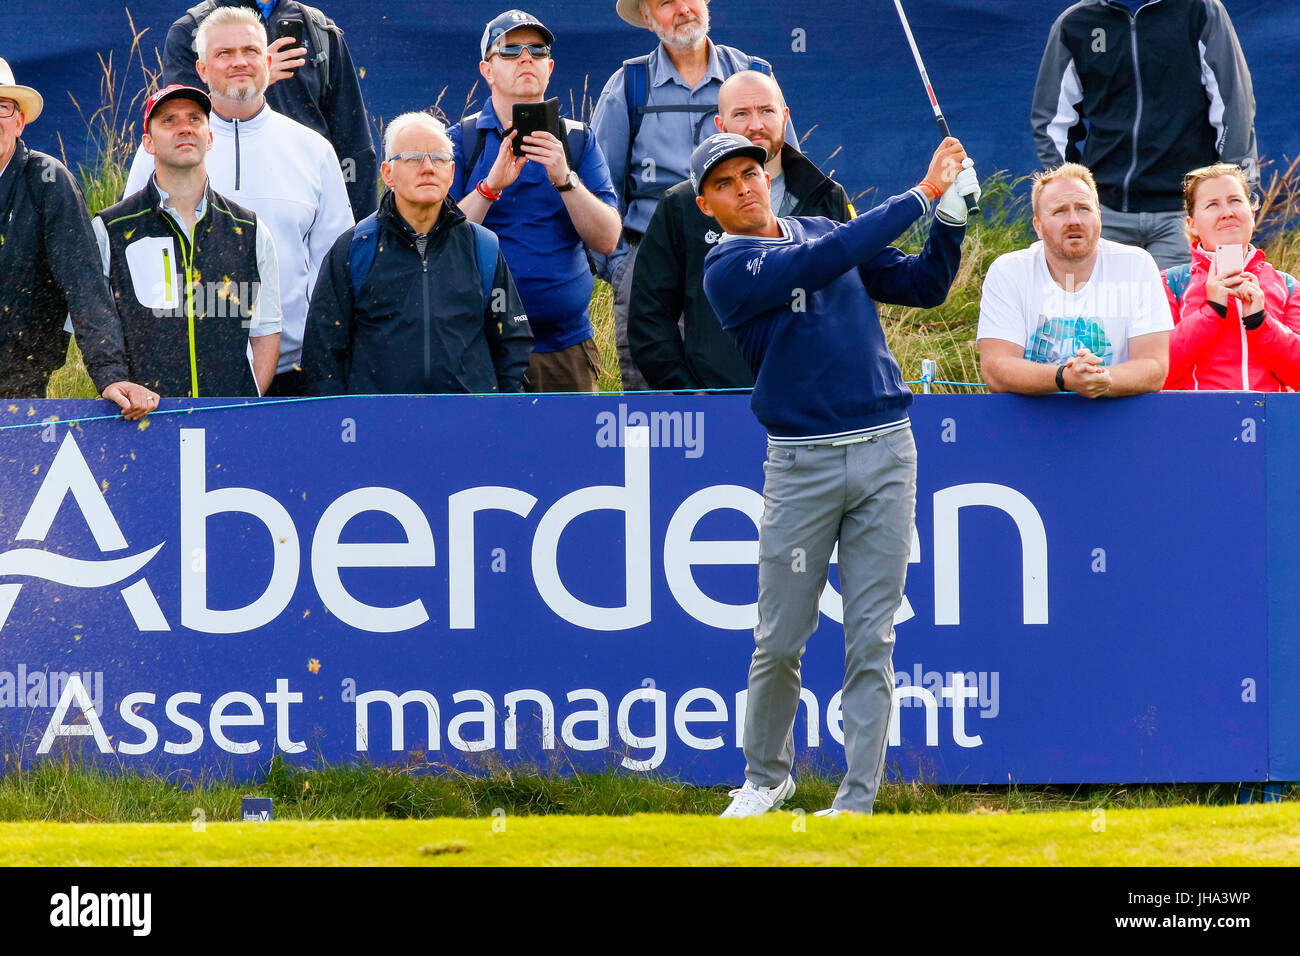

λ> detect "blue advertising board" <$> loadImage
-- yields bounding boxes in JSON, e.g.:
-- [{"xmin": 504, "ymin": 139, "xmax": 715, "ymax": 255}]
[{"xmin": 0, "ymin": 394, "xmax": 1278, "ymax": 784}]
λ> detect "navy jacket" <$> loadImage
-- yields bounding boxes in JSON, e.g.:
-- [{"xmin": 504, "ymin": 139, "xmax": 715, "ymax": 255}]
[
  {"xmin": 0, "ymin": 142, "xmax": 128, "ymax": 397},
  {"xmin": 703, "ymin": 191, "xmax": 962, "ymax": 442},
  {"xmin": 1031, "ymin": 0, "xmax": 1257, "ymax": 213},
  {"xmin": 163, "ymin": 0, "xmax": 378, "ymax": 220},
  {"xmin": 301, "ymin": 191, "xmax": 532, "ymax": 395},
  {"xmin": 630, "ymin": 144, "xmax": 853, "ymax": 390}
]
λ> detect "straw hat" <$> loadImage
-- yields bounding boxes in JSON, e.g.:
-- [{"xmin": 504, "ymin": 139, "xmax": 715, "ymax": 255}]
[{"xmin": 0, "ymin": 57, "xmax": 43, "ymax": 122}]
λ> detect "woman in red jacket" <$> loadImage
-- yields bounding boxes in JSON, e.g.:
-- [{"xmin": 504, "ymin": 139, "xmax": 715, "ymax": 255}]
[{"xmin": 1163, "ymin": 163, "xmax": 1300, "ymax": 390}]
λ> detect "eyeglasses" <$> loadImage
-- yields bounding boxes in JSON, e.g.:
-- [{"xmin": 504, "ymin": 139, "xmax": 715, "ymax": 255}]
[
  {"xmin": 388, "ymin": 151, "xmax": 453, "ymax": 168},
  {"xmin": 0, "ymin": 100, "xmax": 19, "ymax": 118},
  {"xmin": 488, "ymin": 43, "xmax": 551, "ymax": 60}
]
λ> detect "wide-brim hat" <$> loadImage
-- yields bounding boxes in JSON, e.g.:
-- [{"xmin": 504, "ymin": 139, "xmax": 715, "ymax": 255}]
[
  {"xmin": 0, "ymin": 57, "xmax": 44, "ymax": 123},
  {"xmin": 616, "ymin": 0, "xmax": 648, "ymax": 29}
]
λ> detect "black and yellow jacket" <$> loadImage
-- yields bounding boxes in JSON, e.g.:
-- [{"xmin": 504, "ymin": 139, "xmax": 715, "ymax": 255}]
[{"xmin": 93, "ymin": 179, "xmax": 281, "ymax": 397}]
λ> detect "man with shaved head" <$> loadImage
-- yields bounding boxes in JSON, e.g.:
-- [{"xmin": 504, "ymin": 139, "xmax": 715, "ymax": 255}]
[{"xmin": 628, "ymin": 71, "xmax": 852, "ymax": 390}]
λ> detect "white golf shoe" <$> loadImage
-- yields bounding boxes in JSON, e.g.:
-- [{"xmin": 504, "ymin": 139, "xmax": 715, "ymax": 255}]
[{"xmin": 720, "ymin": 776, "xmax": 796, "ymax": 818}]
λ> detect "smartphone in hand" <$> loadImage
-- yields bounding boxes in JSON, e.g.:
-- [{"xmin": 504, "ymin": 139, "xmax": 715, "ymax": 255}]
[
  {"xmin": 275, "ymin": 18, "xmax": 305, "ymax": 47},
  {"xmin": 1215, "ymin": 243, "xmax": 1245, "ymax": 274},
  {"xmin": 510, "ymin": 98, "xmax": 563, "ymax": 157}
]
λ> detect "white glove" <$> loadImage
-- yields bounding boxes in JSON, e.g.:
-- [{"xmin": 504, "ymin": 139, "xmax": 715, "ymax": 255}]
[{"xmin": 936, "ymin": 157, "xmax": 981, "ymax": 226}]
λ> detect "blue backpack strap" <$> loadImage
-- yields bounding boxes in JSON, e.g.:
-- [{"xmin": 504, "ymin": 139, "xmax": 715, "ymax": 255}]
[
  {"xmin": 1283, "ymin": 271, "xmax": 1296, "ymax": 300},
  {"xmin": 623, "ymin": 54, "xmax": 652, "ymax": 145},
  {"xmin": 1163, "ymin": 262, "xmax": 1192, "ymax": 307},
  {"xmin": 748, "ymin": 55, "xmax": 772, "ymax": 75},
  {"xmin": 461, "ymin": 112, "xmax": 491, "ymax": 176},
  {"xmin": 469, "ymin": 221, "xmax": 499, "ymax": 305},
  {"xmin": 561, "ymin": 117, "xmax": 588, "ymax": 170},
  {"xmin": 348, "ymin": 213, "xmax": 381, "ymax": 297}
]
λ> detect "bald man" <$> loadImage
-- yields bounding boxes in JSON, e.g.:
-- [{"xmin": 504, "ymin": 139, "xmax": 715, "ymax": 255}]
[{"xmin": 627, "ymin": 70, "xmax": 854, "ymax": 390}]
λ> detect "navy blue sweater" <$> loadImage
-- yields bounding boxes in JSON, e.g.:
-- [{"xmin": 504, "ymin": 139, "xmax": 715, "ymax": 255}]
[{"xmin": 702, "ymin": 190, "xmax": 963, "ymax": 442}]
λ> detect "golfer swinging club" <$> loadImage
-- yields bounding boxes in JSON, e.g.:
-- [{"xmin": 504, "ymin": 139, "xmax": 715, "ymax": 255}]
[{"xmin": 697, "ymin": 131, "xmax": 980, "ymax": 817}]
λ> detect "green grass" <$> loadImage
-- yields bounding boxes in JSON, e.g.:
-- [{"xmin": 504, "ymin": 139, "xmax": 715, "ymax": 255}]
[
  {"xmin": 1, "ymin": 758, "xmax": 1287, "ymax": 824},
  {"xmin": 3, "ymin": 803, "xmax": 1296, "ymax": 866}
]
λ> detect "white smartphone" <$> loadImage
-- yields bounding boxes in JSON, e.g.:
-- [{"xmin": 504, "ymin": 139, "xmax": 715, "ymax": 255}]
[{"xmin": 1215, "ymin": 243, "xmax": 1245, "ymax": 274}]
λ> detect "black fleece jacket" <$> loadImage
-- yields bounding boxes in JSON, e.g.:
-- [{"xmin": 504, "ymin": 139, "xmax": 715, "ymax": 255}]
[{"xmin": 0, "ymin": 142, "xmax": 128, "ymax": 397}]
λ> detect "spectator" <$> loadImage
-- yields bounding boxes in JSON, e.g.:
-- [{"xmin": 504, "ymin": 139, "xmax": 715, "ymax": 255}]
[
  {"xmin": 629, "ymin": 69, "xmax": 853, "ymax": 390},
  {"xmin": 0, "ymin": 57, "xmax": 156, "ymax": 418},
  {"xmin": 1163, "ymin": 162, "xmax": 1300, "ymax": 391},
  {"xmin": 978, "ymin": 163, "xmax": 1170, "ymax": 397},
  {"xmin": 300, "ymin": 112, "xmax": 532, "ymax": 395},
  {"xmin": 1032, "ymin": 0, "xmax": 1257, "ymax": 270},
  {"xmin": 591, "ymin": 0, "xmax": 796, "ymax": 390},
  {"xmin": 127, "ymin": 4, "xmax": 354, "ymax": 396},
  {"xmin": 450, "ymin": 10, "xmax": 621, "ymax": 394},
  {"xmin": 162, "ymin": 0, "xmax": 377, "ymax": 220},
  {"xmin": 698, "ymin": 132, "xmax": 980, "ymax": 817},
  {"xmin": 95, "ymin": 86, "xmax": 281, "ymax": 397}
]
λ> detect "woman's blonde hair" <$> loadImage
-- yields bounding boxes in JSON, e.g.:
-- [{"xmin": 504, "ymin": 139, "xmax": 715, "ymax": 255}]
[{"xmin": 1181, "ymin": 163, "xmax": 1257, "ymax": 243}]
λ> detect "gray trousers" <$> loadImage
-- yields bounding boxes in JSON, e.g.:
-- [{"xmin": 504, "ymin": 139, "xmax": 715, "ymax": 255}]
[
  {"xmin": 744, "ymin": 428, "xmax": 917, "ymax": 813},
  {"xmin": 1100, "ymin": 206, "xmax": 1191, "ymax": 270},
  {"xmin": 611, "ymin": 243, "xmax": 650, "ymax": 393}
]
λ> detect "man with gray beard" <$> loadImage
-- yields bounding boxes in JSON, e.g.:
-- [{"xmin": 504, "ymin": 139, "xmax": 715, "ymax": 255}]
[{"xmin": 591, "ymin": 0, "xmax": 794, "ymax": 391}]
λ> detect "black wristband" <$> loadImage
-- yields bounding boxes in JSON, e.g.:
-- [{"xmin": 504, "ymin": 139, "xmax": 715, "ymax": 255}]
[
  {"xmin": 1056, "ymin": 364, "xmax": 1068, "ymax": 392},
  {"xmin": 1242, "ymin": 308, "xmax": 1266, "ymax": 331},
  {"xmin": 1207, "ymin": 300, "xmax": 1229, "ymax": 320}
]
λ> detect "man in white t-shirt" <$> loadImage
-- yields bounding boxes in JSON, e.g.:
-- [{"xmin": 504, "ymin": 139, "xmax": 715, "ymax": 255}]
[{"xmin": 978, "ymin": 163, "xmax": 1170, "ymax": 398}]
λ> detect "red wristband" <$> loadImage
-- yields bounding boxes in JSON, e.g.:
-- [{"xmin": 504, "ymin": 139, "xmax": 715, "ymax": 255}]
[
  {"xmin": 476, "ymin": 180, "xmax": 502, "ymax": 202},
  {"xmin": 918, "ymin": 179, "xmax": 942, "ymax": 202}
]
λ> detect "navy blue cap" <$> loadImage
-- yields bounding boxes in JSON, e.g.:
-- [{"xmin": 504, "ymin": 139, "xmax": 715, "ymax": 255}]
[
  {"xmin": 690, "ymin": 133, "xmax": 767, "ymax": 195},
  {"xmin": 481, "ymin": 10, "xmax": 555, "ymax": 59}
]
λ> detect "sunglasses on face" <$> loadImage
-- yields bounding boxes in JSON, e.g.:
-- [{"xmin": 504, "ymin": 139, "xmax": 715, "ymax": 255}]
[
  {"xmin": 389, "ymin": 150, "xmax": 453, "ymax": 168},
  {"xmin": 489, "ymin": 43, "xmax": 551, "ymax": 60}
]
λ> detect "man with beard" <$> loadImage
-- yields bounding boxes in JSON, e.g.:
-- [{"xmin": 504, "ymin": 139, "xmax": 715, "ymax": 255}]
[
  {"xmin": 161, "ymin": 0, "xmax": 378, "ymax": 221},
  {"xmin": 978, "ymin": 163, "xmax": 1170, "ymax": 397},
  {"xmin": 591, "ymin": 0, "xmax": 794, "ymax": 391},
  {"xmin": 126, "ymin": 4, "xmax": 353, "ymax": 396},
  {"xmin": 628, "ymin": 70, "xmax": 852, "ymax": 390}
]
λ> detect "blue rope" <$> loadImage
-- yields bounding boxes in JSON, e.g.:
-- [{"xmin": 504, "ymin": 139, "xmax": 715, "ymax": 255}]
[{"xmin": 0, "ymin": 381, "xmax": 986, "ymax": 432}]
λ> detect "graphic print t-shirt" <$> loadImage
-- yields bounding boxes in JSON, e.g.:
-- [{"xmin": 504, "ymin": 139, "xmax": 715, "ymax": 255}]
[{"xmin": 977, "ymin": 238, "xmax": 1171, "ymax": 366}]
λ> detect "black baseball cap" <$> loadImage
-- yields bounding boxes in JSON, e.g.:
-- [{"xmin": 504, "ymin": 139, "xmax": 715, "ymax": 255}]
[
  {"xmin": 143, "ymin": 85, "xmax": 211, "ymax": 129},
  {"xmin": 690, "ymin": 133, "xmax": 767, "ymax": 195},
  {"xmin": 480, "ymin": 10, "xmax": 555, "ymax": 59}
]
